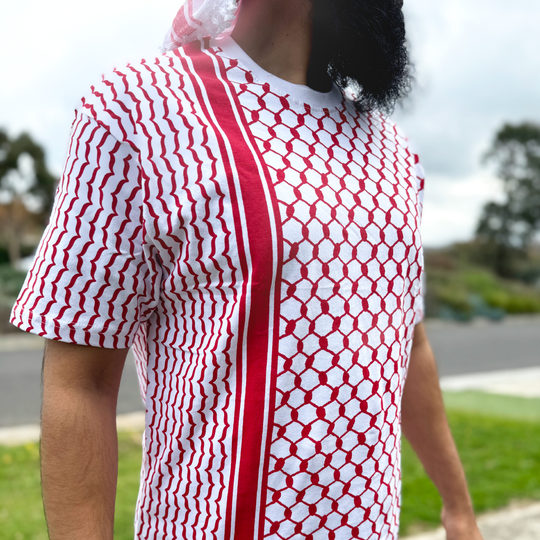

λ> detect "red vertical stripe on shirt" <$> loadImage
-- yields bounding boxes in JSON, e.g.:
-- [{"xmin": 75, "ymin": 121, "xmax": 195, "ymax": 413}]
[
  {"xmin": 209, "ymin": 49, "xmax": 285, "ymax": 540},
  {"xmin": 180, "ymin": 41, "xmax": 283, "ymax": 540}
]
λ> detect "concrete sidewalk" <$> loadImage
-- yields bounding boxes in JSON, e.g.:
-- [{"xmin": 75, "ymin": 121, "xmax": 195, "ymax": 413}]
[
  {"xmin": 440, "ymin": 366, "xmax": 540, "ymax": 398},
  {"xmin": 0, "ymin": 331, "xmax": 44, "ymax": 351},
  {"xmin": 405, "ymin": 502, "xmax": 540, "ymax": 539}
]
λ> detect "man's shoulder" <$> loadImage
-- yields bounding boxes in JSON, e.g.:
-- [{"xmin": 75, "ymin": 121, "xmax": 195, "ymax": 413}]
[
  {"xmin": 85, "ymin": 48, "xmax": 193, "ymax": 103},
  {"xmin": 83, "ymin": 41, "xmax": 224, "ymax": 112},
  {"xmin": 362, "ymin": 111, "xmax": 409, "ymax": 147},
  {"xmin": 358, "ymin": 111, "xmax": 424, "ymax": 187},
  {"xmin": 77, "ymin": 44, "xmax": 211, "ymax": 145}
]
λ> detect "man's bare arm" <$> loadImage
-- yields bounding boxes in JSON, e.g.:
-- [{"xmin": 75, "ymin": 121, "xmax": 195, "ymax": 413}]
[
  {"xmin": 41, "ymin": 339, "xmax": 128, "ymax": 540},
  {"xmin": 402, "ymin": 323, "xmax": 483, "ymax": 540}
]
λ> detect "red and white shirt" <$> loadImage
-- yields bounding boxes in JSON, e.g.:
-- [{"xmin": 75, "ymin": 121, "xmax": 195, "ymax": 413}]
[{"xmin": 12, "ymin": 37, "xmax": 424, "ymax": 540}]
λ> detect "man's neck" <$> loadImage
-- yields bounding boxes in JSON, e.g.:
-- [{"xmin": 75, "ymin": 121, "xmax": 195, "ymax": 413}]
[{"xmin": 231, "ymin": 0, "xmax": 331, "ymax": 92}]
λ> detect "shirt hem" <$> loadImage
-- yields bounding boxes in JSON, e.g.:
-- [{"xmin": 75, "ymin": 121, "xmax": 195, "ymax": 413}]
[{"xmin": 10, "ymin": 307, "xmax": 134, "ymax": 349}]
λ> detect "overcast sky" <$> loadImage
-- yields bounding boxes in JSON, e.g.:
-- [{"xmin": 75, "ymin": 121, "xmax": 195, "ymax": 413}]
[{"xmin": 1, "ymin": 0, "xmax": 539, "ymax": 246}]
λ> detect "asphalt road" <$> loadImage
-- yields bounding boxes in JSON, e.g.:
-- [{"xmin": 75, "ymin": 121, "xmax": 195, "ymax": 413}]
[
  {"xmin": 425, "ymin": 316, "xmax": 540, "ymax": 376},
  {"xmin": 0, "ymin": 340, "xmax": 144, "ymax": 427},
  {"xmin": 1, "ymin": 316, "xmax": 539, "ymax": 428}
]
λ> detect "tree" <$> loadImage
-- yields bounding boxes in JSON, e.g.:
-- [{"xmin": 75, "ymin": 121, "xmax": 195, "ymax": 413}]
[
  {"xmin": 0, "ymin": 129, "xmax": 57, "ymax": 267},
  {"xmin": 476, "ymin": 122, "xmax": 540, "ymax": 279}
]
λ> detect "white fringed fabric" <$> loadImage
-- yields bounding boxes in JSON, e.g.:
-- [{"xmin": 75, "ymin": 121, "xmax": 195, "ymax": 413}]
[{"xmin": 161, "ymin": 0, "xmax": 241, "ymax": 52}]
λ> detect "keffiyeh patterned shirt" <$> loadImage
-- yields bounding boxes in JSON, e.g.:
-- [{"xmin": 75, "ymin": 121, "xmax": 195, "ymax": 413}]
[{"xmin": 12, "ymin": 37, "xmax": 425, "ymax": 540}]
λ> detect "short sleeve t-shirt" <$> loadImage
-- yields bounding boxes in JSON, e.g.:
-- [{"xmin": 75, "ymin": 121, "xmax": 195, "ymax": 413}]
[{"xmin": 12, "ymin": 37, "xmax": 425, "ymax": 540}]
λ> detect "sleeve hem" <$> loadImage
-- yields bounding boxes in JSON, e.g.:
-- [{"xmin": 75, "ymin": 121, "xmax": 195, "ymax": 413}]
[{"xmin": 10, "ymin": 307, "xmax": 135, "ymax": 350}]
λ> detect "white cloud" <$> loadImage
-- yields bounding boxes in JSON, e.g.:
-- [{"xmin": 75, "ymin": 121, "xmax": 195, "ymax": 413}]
[
  {"xmin": 0, "ymin": 0, "xmax": 179, "ymax": 172},
  {"xmin": 395, "ymin": 0, "xmax": 540, "ymax": 245},
  {"xmin": 421, "ymin": 171, "xmax": 505, "ymax": 247},
  {"xmin": 398, "ymin": 0, "xmax": 540, "ymax": 178}
]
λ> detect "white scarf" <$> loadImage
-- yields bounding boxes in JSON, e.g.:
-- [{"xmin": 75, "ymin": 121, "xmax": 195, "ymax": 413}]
[{"xmin": 162, "ymin": 0, "xmax": 241, "ymax": 52}]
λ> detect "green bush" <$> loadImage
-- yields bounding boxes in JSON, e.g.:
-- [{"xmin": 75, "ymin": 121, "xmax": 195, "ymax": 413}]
[
  {"xmin": 461, "ymin": 269, "xmax": 500, "ymax": 294},
  {"xmin": 436, "ymin": 284, "xmax": 473, "ymax": 315},
  {"xmin": 503, "ymin": 295, "xmax": 540, "ymax": 313},
  {"xmin": 0, "ymin": 264, "xmax": 27, "ymax": 305},
  {"xmin": 425, "ymin": 251, "xmax": 540, "ymax": 319},
  {"xmin": 0, "ymin": 245, "xmax": 36, "ymax": 266}
]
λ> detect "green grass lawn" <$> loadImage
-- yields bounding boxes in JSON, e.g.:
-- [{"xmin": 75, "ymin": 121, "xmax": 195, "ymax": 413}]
[
  {"xmin": 0, "ymin": 432, "xmax": 143, "ymax": 540},
  {"xmin": 1, "ymin": 393, "xmax": 539, "ymax": 539},
  {"xmin": 401, "ymin": 403, "xmax": 540, "ymax": 534}
]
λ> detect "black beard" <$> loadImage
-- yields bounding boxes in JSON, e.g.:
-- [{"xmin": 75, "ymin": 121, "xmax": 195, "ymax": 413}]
[{"xmin": 309, "ymin": 0, "xmax": 413, "ymax": 115}]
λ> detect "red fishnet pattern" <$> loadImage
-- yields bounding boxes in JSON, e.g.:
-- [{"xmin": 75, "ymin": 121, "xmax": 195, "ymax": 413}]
[{"xmin": 224, "ymin": 58, "xmax": 423, "ymax": 540}]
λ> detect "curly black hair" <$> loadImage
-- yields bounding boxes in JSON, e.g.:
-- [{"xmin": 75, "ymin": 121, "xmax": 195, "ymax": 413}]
[{"xmin": 310, "ymin": 0, "xmax": 414, "ymax": 115}]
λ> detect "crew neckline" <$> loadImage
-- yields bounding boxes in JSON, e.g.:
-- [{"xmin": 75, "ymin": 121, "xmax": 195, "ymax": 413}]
[{"xmin": 215, "ymin": 36, "xmax": 344, "ymax": 110}]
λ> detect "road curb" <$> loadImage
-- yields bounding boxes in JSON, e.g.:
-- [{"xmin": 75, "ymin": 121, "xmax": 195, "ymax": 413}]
[
  {"xmin": 440, "ymin": 366, "xmax": 540, "ymax": 398},
  {"xmin": 0, "ymin": 332, "xmax": 45, "ymax": 352}
]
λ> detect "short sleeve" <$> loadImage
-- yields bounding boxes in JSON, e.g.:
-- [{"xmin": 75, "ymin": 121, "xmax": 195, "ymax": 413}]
[
  {"xmin": 413, "ymin": 153, "xmax": 425, "ymax": 325},
  {"xmin": 10, "ymin": 111, "xmax": 162, "ymax": 348}
]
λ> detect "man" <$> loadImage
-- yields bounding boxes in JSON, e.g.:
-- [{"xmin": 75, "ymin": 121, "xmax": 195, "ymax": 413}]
[{"xmin": 11, "ymin": 0, "xmax": 483, "ymax": 538}]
